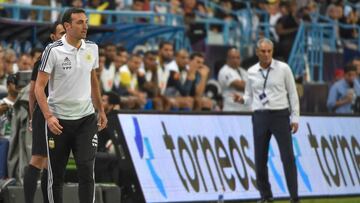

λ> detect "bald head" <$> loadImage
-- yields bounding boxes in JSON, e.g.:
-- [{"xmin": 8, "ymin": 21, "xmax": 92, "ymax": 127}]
[
  {"xmin": 226, "ymin": 48, "xmax": 241, "ymax": 69},
  {"xmin": 175, "ymin": 49, "xmax": 189, "ymax": 69}
]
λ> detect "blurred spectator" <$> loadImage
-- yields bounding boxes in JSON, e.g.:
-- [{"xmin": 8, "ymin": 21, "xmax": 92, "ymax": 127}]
[
  {"xmin": 105, "ymin": 43, "xmax": 117, "ymax": 66},
  {"xmin": 153, "ymin": 0, "xmax": 182, "ymax": 25},
  {"xmin": 95, "ymin": 91, "xmax": 120, "ymax": 183},
  {"xmin": 29, "ymin": 48, "xmax": 42, "ymax": 68},
  {"xmin": 170, "ymin": 0, "xmax": 182, "ymax": 15},
  {"xmin": 0, "ymin": 45, "xmax": 3, "ymax": 62},
  {"xmin": 0, "ymin": 45, "xmax": 6, "ymax": 97},
  {"xmin": 100, "ymin": 44, "xmax": 117, "ymax": 92},
  {"xmin": 0, "ymin": 0, "xmax": 11, "ymax": 17},
  {"xmin": 114, "ymin": 0, "xmax": 125, "ymax": 10},
  {"xmin": 189, "ymin": 52, "xmax": 212, "ymax": 110},
  {"xmin": 7, "ymin": 80, "xmax": 32, "ymax": 184},
  {"xmin": 156, "ymin": 41, "xmax": 174, "ymax": 95},
  {"xmin": 218, "ymin": 48, "xmax": 250, "ymax": 111},
  {"xmin": 3, "ymin": 49, "xmax": 17, "ymax": 75},
  {"xmin": 118, "ymin": 54, "xmax": 146, "ymax": 109},
  {"xmin": 88, "ymin": 0, "xmax": 109, "ymax": 26},
  {"xmin": 164, "ymin": 49, "xmax": 194, "ymax": 110},
  {"xmin": 142, "ymin": 0, "xmax": 150, "ymax": 11},
  {"xmin": 334, "ymin": 68, "xmax": 344, "ymax": 82},
  {"xmin": 132, "ymin": 0, "xmax": 149, "ymax": 23},
  {"xmin": 16, "ymin": 0, "xmax": 32, "ymax": 19},
  {"xmin": 351, "ymin": 57, "xmax": 360, "ymax": 83},
  {"xmin": 183, "ymin": 0, "xmax": 207, "ymax": 24},
  {"xmin": 132, "ymin": 0, "xmax": 144, "ymax": 11},
  {"xmin": 167, "ymin": 52, "xmax": 212, "ymax": 110},
  {"xmin": 296, "ymin": 0, "xmax": 313, "ymax": 11},
  {"xmin": 13, "ymin": 53, "xmax": 32, "ymax": 72},
  {"xmin": 116, "ymin": 46, "xmax": 129, "ymax": 67},
  {"xmin": 214, "ymin": 0, "xmax": 236, "ymax": 21},
  {"xmin": 153, "ymin": 0, "xmax": 168, "ymax": 24},
  {"xmin": 327, "ymin": 64, "xmax": 360, "ymax": 113},
  {"xmin": 138, "ymin": 51, "xmax": 166, "ymax": 110},
  {"xmin": 102, "ymin": 91, "xmax": 121, "ymax": 114},
  {"xmin": 326, "ymin": 3, "xmax": 344, "ymax": 45},
  {"xmin": 265, "ymin": 0, "xmax": 282, "ymax": 42},
  {"xmin": 153, "ymin": 0, "xmax": 167, "ymax": 13},
  {"xmin": 113, "ymin": 47, "xmax": 129, "ymax": 94},
  {"xmin": 0, "ymin": 75, "xmax": 18, "ymax": 138},
  {"xmin": 96, "ymin": 52, "xmax": 106, "ymax": 88},
  {"xmin": 31, "ymin": 0, "xmax": 51, "ymax": 21},
  {"xmin": 339, "ymin": 8, "xmax": 360, "ymax": 39},
  {"xmin": 326, "ymin": 3, "xmax": 343, "ymax": 21},
  {"xmin": 306, "ymin": 1, "xmax": 318, "ymax": 14},
  {"xmin": 275, "ymin": 1, "xmax": 298, "ymax": 61},
  {"xmin": 212, "ymin": 0, "xmax": 236, "ymax": 32},
  {"xmin": 296, "ymin": 1, "xmax": 315, "ymax": 22},
  {"xmin": 70, "ymin": 0, "xmax": 83, "ymax": 8},
  {"xmin": 97, "ymin": 91, "xmax": 121, "ymax": 157},
  {"xmin": 315, "ymin": 0, "xmax": 329, "ymax": 15}
]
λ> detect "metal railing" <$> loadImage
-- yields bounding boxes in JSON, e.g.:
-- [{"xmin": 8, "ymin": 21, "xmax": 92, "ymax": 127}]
[
  {"xmin": 288, "ymin": 22, "xmax": 360, "ymax": 82},
  {"xmin": 288, "ymin": 22, "xmax": 335, "ymax": 82},
  {"xmin": 194, "ymin": 0, "xmax": 271, "ymax": 57},
  {"xmin": 0, "ymin": 2, "xmax": 191, "ymax": 52},
  {"xmin": 289, "ymin": 10, "xmax": 360, "ymax": 82}
]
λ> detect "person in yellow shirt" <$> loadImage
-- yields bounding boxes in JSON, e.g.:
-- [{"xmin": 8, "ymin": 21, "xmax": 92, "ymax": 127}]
[
  {"xmin": 117, "ymin": 54, "xmax": 147, "ymax": 109},
  {"xmin": 88, "ymin": 0, "xmax": 109, "ymax": 26}
]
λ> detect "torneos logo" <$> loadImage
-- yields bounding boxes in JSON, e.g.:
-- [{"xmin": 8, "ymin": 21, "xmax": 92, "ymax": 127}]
[{"xmin": 132, "ymin": 117, "xmax": 167, "ymax": 198}]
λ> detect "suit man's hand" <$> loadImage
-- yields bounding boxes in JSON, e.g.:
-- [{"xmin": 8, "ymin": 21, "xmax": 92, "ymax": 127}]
[{"xmin": 291, "ymin": 122, "xmax": 299, "ymax": 134}]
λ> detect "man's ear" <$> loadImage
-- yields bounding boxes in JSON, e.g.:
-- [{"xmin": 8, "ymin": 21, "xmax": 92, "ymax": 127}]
[
  {"xmin": 63, "ymin": 22, "xmax": 71, "ymax": 31},
  {"xmin": 50, "ymin": 34, "xmax": 55, "ymax": 41}
]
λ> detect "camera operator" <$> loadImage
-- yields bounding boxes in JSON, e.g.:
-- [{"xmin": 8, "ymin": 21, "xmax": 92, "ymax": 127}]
[
  {"xmin": 6, "ymin": 71, "xmax": 33, "ymax": 184},
  {"xmin": 327, "ymin": 64, "xmax": 360, "ymax": 113},
  {"xmin": 0, "ymin": 74, "xmax": 21, "ymax": 137}
]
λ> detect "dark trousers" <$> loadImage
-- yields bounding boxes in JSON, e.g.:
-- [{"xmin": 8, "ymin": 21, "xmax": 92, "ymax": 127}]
[
  {"xmin": 46, "ymin": 114, "xmax": 97, "ymax": 203},
  {"xmin": 252, "ymin": 109, "xmax": 298, "ymax": 200}
]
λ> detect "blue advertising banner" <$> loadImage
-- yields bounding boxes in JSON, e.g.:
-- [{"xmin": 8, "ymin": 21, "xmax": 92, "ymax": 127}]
[{"xmin": 117, "ymin": 114, "xmax": 360, "ymax": 202}]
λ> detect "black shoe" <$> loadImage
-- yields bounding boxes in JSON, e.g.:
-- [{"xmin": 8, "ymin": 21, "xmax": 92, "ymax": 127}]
[
  {"xmin": 290, "ymin": 198, "xmax": 300, "ymax": 203},
  {"xmin": 257, "ymin": 198, "xmax": 274, "ymax": 203}
]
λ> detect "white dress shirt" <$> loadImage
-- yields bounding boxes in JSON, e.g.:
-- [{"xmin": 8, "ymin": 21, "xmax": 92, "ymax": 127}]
[
  {"xmin": 218, "ymin": 64, "xmax": 251, "ymax": 112},
  {"xmin": 243, "ymin": 59, "xmax": 299, "ymax": 123}
]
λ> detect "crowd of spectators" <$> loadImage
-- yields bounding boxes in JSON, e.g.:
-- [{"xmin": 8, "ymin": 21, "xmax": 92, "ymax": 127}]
[
  {"xmin": 0, "ymin": 0, "xmax": 359, "ymax": 113},
  {"xmin": 1, "ymin": 0, "xmax": 359, "ymax": 51}
]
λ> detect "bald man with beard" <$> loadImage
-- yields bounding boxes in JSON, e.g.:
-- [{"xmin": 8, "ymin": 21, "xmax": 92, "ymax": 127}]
[{"xmin": 218, "ymin": 48, "xmax": 250, "ymax": 111}]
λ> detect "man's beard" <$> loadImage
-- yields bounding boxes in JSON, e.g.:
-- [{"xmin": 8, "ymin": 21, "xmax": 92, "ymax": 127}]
[{"xmin": 162, "ymin": 56, "xmax": 172, "ymax": 63}]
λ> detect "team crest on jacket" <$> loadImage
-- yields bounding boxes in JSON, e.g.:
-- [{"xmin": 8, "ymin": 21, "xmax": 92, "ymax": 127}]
[
  {"xmin": 85, "ymin": 53, "xmax": 92, "ymax": 62},
  {"xmin": 48, "ymin": 137, "xmax": 55, "ymax": 149}
]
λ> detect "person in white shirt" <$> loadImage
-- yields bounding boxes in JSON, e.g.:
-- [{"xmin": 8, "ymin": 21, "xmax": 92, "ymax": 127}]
[
  {"xmin": 156, "ymin": 41, "xmax": 174, "ymax": 95},
  {"xmin": 35, "ymin": 8, "xmax": 107, "ymax": 203},
  {"xmin": 218, "ymin": 48, "xmax": 250, "ymax": 111},
  {"xmin": 235, "ymin": 38, "xmax": 300, "ymax": 203},
  {"xmin": 14, "ymin": 53, "xmax": 32, "ymax": 72}
]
